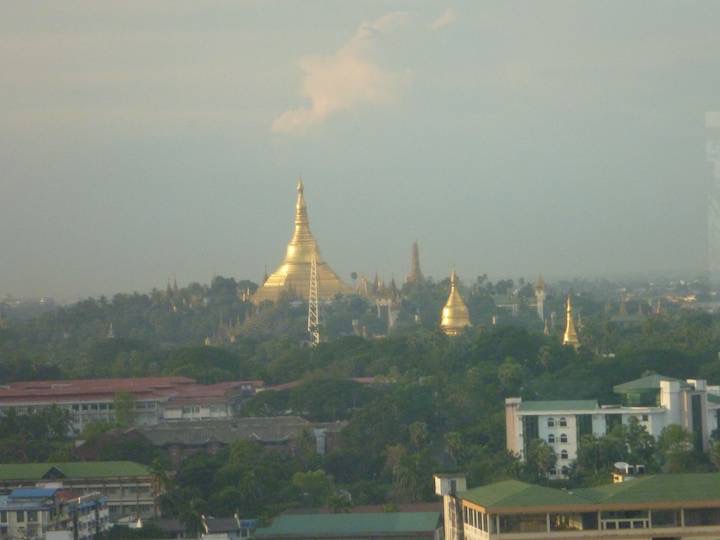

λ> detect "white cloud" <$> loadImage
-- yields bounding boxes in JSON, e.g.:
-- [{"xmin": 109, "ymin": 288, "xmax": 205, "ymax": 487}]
[
  {"xmin": 430, "ymin": 8, "xmax": 457, "ymax": 31},
  {"xmin": 272, "ymin": 12, "xmax": 408, "ymax": 134}
]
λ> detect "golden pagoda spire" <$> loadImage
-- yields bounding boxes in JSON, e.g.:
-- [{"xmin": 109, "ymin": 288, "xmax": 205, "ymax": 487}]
[
  {"xmin": 252, "ymin": 179, "xmax": 351, "ymax": 304},
  {"xmin": 562, "ymin": 294, "xmax": 580, "ymax": 349},
  {"xmin": 440, "ymin": 269, "xmax": 471, "ymax": 336}
]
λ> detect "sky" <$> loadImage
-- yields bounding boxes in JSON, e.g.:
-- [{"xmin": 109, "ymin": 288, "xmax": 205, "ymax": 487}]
[{"xmin": 1, "ymin": 1, "xmax": 720, "ymax": 300}]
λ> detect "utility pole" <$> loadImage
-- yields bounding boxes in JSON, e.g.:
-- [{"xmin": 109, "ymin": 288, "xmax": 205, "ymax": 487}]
[{"xmin": 307, "ymin": 254, "xmax": 320, "ymax": 345}]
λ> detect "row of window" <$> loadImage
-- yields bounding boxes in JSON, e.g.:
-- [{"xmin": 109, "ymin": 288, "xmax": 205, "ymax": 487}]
[
  {"xmin": 550, "ymin": 466, "xmax": 570, "ymax": 476},
  {"xmin": 0, "ymin": 510, "xmax": 40, "ymax": 523},
  {"xmin": 547, "ymin": 417, "xmax": 568, "ymax": 428},
  {"xmin": 547, "ymin": 434, "xmax": 568, "ymax": 444}
]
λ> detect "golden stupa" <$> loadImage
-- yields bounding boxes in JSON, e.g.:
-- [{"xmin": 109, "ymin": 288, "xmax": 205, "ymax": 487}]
[
  {"xmin": 440, "ymin": 270, "xmax": 471, "ymax": 336},
  {"xmin": 252, "ymin": 180, "xmax": 351, "ymax": 305},
  {"xmin": 562, "ymin": 294, "xmax": 581, "ymax": 349}
]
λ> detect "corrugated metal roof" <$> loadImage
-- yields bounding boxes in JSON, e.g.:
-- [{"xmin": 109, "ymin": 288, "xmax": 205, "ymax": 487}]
[
  {"xmin": 9, "ymin": 487, "xmax": 59, "ymax": 498},
  {"xmin": 0, "ymin": 461, "xmax": 151, "ymax": 481},
  {"xmin": 255, "ymin": 512, "xmax": 440, "ymax": 537}
]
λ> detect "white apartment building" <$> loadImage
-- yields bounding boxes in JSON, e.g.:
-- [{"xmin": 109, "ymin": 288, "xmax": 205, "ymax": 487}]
[{"xmin": 506, "ymin": 373, "xmax": 720, "ymax": 478}]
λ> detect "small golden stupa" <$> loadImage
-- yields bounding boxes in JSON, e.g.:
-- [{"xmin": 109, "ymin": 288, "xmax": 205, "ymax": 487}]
[
  {"xmin": 252, "ymin": 179, "xmax": 351, "ymax": 305},
  {"xmin": 562, "ymin": 294, "xmax": 581, "ymax": 349},
  {"xmin": 440, "ymin": 270, "xmax": 471, "ymax": 336}
]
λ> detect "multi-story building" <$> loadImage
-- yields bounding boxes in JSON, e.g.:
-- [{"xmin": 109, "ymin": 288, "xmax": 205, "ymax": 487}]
[
  {"xmin": 0, "ymin": 461, "xmax": 161, "ymax": 523},
  {"xmin": 0, "ymin": 376, "xmax": 263, "ymax": 433},
  {"xmin": 506, "ymin": 373, "xmax": 720, "ymax": 477},
  {"xmin": 435, "ymin": 472, "xmax": 720, "ymax": 540},
  {"xmin": 0, "ymin": 486, "xmax": 109, "ymax": 540}
]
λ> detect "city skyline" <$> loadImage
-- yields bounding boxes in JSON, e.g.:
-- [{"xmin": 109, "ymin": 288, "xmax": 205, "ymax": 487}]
[{"xmin": 2, "ymin": 2, "xmax": 720, "ymax": 299}]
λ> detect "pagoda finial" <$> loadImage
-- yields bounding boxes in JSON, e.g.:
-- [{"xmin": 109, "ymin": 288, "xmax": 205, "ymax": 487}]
[
  {"xmin": 563, "ymin": 293, "xmax": 580, "ymax": 349},
  {"xmin": 297, "ymin": 176, "xmax": 304, "ymax": 193}
]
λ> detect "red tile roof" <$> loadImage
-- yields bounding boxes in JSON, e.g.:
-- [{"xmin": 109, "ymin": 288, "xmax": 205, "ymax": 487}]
[{"xmin": 0, "ymin": 377, "xmax": 264, "ymax": 406}]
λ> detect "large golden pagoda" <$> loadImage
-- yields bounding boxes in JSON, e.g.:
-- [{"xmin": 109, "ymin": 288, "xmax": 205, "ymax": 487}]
[
  {"xmin": 440, "ymin": 270, "xmax": 471, "ymax": 336},
  {"xmin": 252, "ymin": 180, "xmax": 351, "ymax": 305},
  {"xmin": 562, "ymin": 294, "xmax": 581, "ymax": 349}
]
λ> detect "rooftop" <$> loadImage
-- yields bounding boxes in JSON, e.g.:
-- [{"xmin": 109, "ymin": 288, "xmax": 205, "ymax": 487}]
[
  {"xmin": 0, "ymin": 461, "xmax": 151, "ymax": 481},
  {"xmin": 460, "ymin": 474, "xmax": 720, "ymax": 512},
  {"xmin": 613, "ymin": 373, "xmax": 685, "ymax": 394},
  {"xmin": 0, "ymin": 376, "xmax": 263, "ymax": 405},
  {"xmin": 518, "ymin": 400, "xmax": 599, "ymax": 412},
  {"xmin": 255, "ymin": 512, "xmax": 440, "ymax": 538}
]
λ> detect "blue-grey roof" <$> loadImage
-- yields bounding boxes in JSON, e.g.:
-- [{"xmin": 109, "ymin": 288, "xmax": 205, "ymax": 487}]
[{"xmin": 9, "ymin": 487, "xmax": 59, "ymax": 499}]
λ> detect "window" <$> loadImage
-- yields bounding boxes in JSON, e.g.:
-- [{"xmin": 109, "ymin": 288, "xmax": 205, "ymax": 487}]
[
  {"xmin": 559, "ymin": 417, "xmax": 567, "ymax": 427},
  {"xmin": 549, "ymin": 467, "xmax": 557, "ymax": 476},
  {"xmin": 0, "ymin": 511, "xmax": 6, "ymax": 523},
  {"xmin": 547, "ymin": 418, "xmax": 555, "ymax": 427},
  {"xmin": 27, "ymin": 511, "xmax": 37, "ymax": 522},
  {"xmin": 16, "ymin": 511, "xmax": 24, "ymax": 523},
  {"xmin": 561, "ymin": 466, "xmax": 569, "ymax": 476},
  {"xmin": 548, "ymin": 434, "xmax": 555, "ymax": 443},
  {"xmin": 560, "ymin": 433, "xmax": 568, "ymax": 443},
  {"xmin": 685, "ymin": 507, "xmax": 720, "ymax": 526},
  {"xmin": 561, "ymin": 450, "xmax": 568, "ymax": 460},
  {"xmin": 641, "ymin": 414, "xmax": 648, "ymax": 421},
  {"xmin": 651, "ymin": 510, "xmax": 680, "ymax": 527}
]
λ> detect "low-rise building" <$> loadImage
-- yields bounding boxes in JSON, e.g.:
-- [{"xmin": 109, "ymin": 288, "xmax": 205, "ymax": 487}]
[
  {"xmin": 0, "ymin": 461, "xmax": 160, "ymax": 523},
  {"xmin": 136, "ymin": 417, "xmax": 345, "ymax": 468},
  {"xmin": 254, "ymin": 511, "xmax": 441, "ymax": 539},
  {"xmin": 435, "ymin": 472, "xmax": 720, "ymax": 539},
  {"xmin": 0, "ymin": 377, "xmax": 263, "ymax": 433},
  {"xmin": 0, "ymin": 486, "xmax": 109, "ymax": 540},
  {"xmin": 506, "ymin": 373, "xmax": 720, "ymax": 477}
]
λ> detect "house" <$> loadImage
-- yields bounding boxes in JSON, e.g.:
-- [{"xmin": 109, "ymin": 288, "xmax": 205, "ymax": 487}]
[
  {"xmin": 435, "ymin": 472, "xmax": 720, "ymax": 539},
  {"xmin": 0, "ymin": 461, "xmax": 161, "ymax": 523},
  {"xmin": 505, "ymin": 373, "xmax": 720, "ymax": 477},
  {"xmin": 0, "ymin": 486, "xmax": 109, "ymax": 540}
]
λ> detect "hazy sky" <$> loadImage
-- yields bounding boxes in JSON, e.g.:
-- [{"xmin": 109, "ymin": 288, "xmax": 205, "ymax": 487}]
[{"xmin": 2, "ymin": 1, "xmax": 720, "ymax": 300}]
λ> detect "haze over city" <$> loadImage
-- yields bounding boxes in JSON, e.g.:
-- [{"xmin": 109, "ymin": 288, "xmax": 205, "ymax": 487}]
[{"xmin": 2, "ymin": 1, "xmax": 720, "ymax": 299}]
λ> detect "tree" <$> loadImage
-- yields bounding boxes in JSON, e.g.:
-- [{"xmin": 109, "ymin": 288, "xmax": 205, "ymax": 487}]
[
  {"xmin": 523, "ymin": 439, "xmax": 557, "ymax": 482},
  {"xmin": 292, "ymin": 470, "xmax": 335, "ymax": 507},
  {"xmin": 114, "ymin": 392, "xmax": 136, "ymax": 427}
]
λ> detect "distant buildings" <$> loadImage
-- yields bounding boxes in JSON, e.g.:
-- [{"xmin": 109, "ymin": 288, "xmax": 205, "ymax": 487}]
[
  {"xmin": 0, "ymin": 376, "xmax": 262, "ymax": 434},
  {"xmin": 506, "ymin": 373, "xmax": 720, "ymax": 478},
  {"xmin": 133, "ymin": 416, "xmax": 346, "ymax": 468},
  {"xmin": 0, "ymin": 486, "xmax": 109, "ymax": 540},
  {"xmin": 0, "ymin": 461, "xmax": 160, "ymax": 523},
  {"xmin": 435, "ymin": 472, "xmax": 720, "ymax": 539}
]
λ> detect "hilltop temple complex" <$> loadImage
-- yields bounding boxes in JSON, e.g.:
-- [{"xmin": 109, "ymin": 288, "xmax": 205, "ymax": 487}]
[{"xmin": 252, "ymin": 180, "xmax": 351, "ymax": 304}]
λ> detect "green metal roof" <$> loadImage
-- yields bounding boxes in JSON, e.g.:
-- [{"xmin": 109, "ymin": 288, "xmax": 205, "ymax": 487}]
[
  {"xmin": 460, "ymin": 474, "xmax": 720, "ymax": 510},
  {"xmin": 254, "ymin": 512, "xmax": 440, "ymax": 537},
  {"xmin": 574, "ymin": 473, "xmax": 720, "ymax": 505},
  {"xmin": 0, "ymin": 461, "xmax": 151, "ymax": 481},
  {"xmin": 460, "ymin": 480, "xmax": 583, "ymax": 509},
  {"xmin": 518, "ymin": 400, "xmax": 598, "ymax": 412},
  {"xmin": 613, "ymin": 373, "xmax": 681, "ymax": 394}
]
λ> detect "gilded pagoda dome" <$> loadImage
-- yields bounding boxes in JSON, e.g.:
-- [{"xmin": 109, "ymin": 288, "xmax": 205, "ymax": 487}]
[
  {"xmin": 440, "ymin": 270, "xmax": 471, "ymax": 336},
  {"xmin": 252, "ymin": 180, "xmax": 351, "ymax": 305}
]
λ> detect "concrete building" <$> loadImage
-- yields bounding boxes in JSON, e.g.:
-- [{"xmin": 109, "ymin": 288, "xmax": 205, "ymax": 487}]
[
  {"xmin": 0, "ymin": 377, "xmax": 262, "ymax": 434},
  {"xmin": 0, "ymin": 461, "xmax": 161, "ymax": 523},
  {"xmin": 435, "ymin": 472, "xmax": 720, "ymax": 540},
  {"xmin": 506, "ymin": 373, "xmax": 720, "ymax": 478},
  {"xmin": 0, "ymin": 486, "xmax": 109, "ymax": 540}
]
